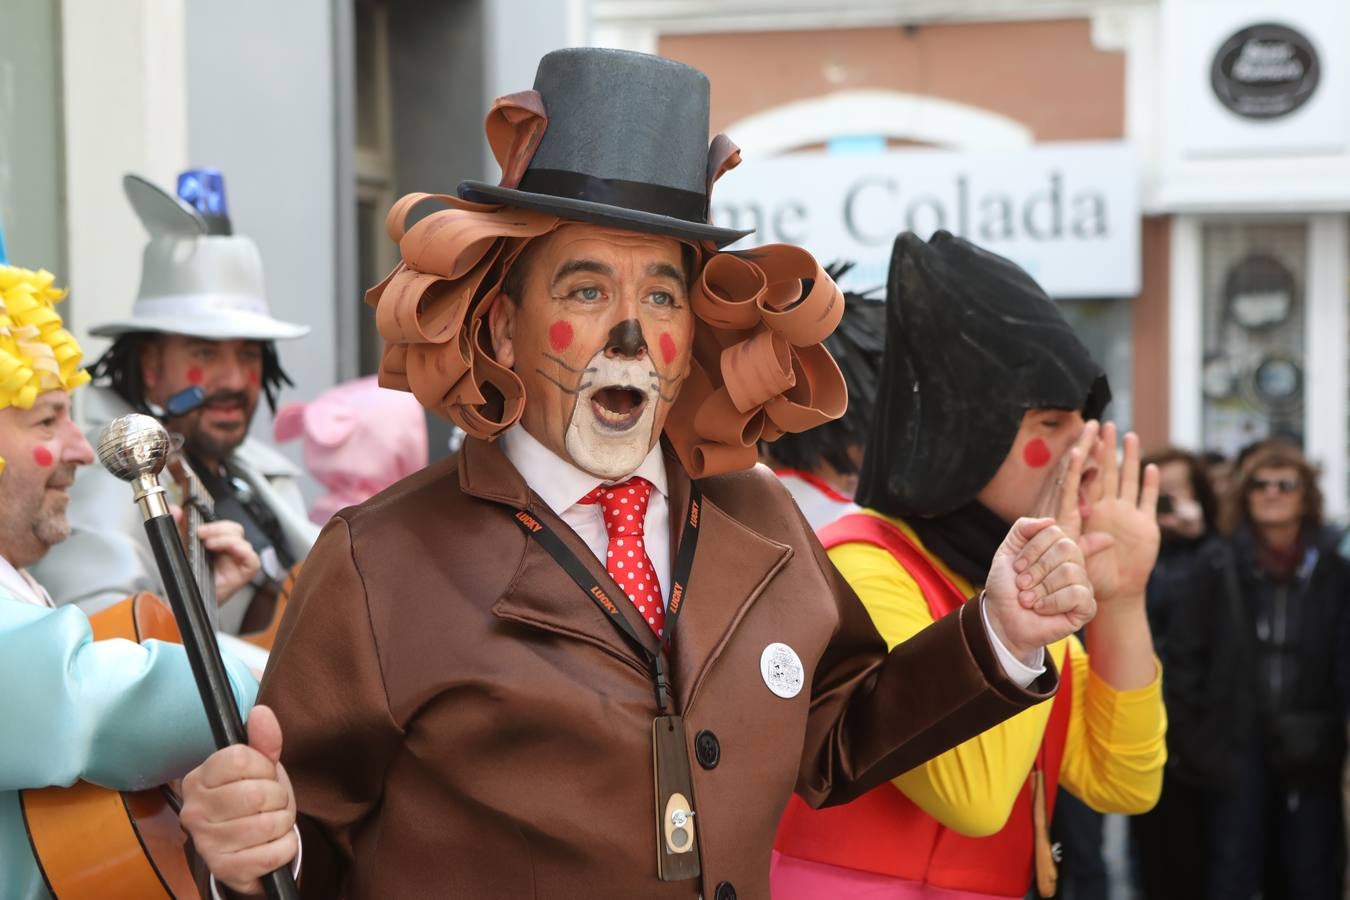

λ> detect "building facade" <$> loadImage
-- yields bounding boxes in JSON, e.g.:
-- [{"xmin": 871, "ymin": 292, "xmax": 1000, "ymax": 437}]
[
  {"xmin": 594, "ymin": 0, "xmax": 1350, "ymax": 516},
  {"xmin": 4, "ymin": 0, "xmax": 1345, "ymax": 513},
  {"xmin": 0, "ymin": 0, "xmax": 581, "ymax": 480}
]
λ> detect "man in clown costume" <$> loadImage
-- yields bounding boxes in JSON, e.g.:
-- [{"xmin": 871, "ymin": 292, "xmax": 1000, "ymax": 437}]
[
  {"xmin": 34, "ymin": 170, "xmax": 318, "ymax": 636},
  {"xmin": 0, "ymin": 224, "xmax": 259, "ymax": 898},
  {"xmin": 773, "ymin": 231, "xmax": 1166, "ymax": 900},
  {"xmin": 179, "ymin": 49, "xmax": 1106, "ymax": 899}
]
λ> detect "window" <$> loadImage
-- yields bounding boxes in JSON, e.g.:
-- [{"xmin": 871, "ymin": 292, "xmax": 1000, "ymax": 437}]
[
  {"xmin": 1055, "ymin": 298, "xmax": 1133, "ymax": 434},
  {"xmin": 1200, "ymin": 222, "xmax": 1307, "ymax": 456},
  {"xmin": 353, "ymin": 0, "xmax": 397, "ymax": 377}
]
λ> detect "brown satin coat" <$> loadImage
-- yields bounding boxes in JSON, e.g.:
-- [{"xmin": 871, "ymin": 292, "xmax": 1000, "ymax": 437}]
[{"xmin": 260, "ymin": 437, "xmax": 1057, "ymax": 899}]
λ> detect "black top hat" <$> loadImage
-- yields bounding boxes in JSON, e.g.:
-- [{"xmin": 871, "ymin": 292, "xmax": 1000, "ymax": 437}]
[
  {"xmin": 855, "ymin": 231, "xmax": 1110, "ymax": 518},
  {"xmin": 459, "ymin": 48, "xmax": 750, "ymax": 247}
]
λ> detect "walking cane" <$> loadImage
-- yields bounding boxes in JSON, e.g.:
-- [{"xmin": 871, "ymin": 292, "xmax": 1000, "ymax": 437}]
[{"xmin": 97, "ymin": 413, "xmax": 300, "ymax": 900}]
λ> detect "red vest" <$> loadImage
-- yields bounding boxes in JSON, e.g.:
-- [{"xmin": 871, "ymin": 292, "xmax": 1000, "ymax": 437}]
[{"xmin": 774, "ymin": 514, "xmax": 1074, "ymax": 898}]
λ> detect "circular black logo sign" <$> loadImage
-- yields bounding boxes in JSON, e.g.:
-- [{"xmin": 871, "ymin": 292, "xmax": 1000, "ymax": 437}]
[{"xmin": 1211, "ymin": 23, "xmax": 1319, "ymax": 119}]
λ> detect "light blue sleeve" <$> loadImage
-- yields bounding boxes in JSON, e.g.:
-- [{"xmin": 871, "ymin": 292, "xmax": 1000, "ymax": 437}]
[{"xmin": 0, "ymin": 600, "xmax": 258, "ymax": 792}]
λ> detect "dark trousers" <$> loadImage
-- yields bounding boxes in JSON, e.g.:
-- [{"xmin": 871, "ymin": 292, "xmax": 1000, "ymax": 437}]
[
  {"xmin": 1208, "ymin": 747, "xmax": 1343, "ymax": 899},
  {"xmin": 1049, "ymin": 789, "xmax": 1107, "ymax": 900},
  {"xmin": 1130, "ymin": 770, "xmax": 1209, "ymax": 900}
]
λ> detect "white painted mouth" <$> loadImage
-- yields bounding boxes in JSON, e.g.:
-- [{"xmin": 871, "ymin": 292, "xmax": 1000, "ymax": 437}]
[
  {"xmin": 566, "ymin": 352, "xmax": 663, "ymax": 479},
  {"xmin": 589, "ymin": 385, "xmax": 650, "ymax": 432}
]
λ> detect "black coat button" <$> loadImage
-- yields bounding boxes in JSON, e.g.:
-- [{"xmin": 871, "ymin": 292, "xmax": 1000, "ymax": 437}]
[
  {"xmin": 714, "ymin": 882, "xmax": 736, "ymax": 900},
  {"xmin": 695, "ymin": 729, "xmax": 720, "ymax": 769}
]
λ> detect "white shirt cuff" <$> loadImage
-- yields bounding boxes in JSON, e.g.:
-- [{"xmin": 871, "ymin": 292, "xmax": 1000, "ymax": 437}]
[
  {"xmin": 980, "ymin": 593, "xmax": 1046, "ymax": 688},
  {"xmin": 209, "ymin": 825, "xmax": 302, "ymax": 899}
]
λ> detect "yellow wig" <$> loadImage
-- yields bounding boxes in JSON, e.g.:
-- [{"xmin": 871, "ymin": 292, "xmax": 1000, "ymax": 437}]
[{"xmin": 0, "ymin": 263, "xmax": 90, "ymax": 473}]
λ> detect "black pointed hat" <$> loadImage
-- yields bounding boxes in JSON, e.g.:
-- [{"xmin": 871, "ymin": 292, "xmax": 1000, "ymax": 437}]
[
  {"xmin": 458, "ymin": 47, "xmax": 750, "ymax": 247},
  {"xmin": 855, "ymin": 231, "xmax": 1110, "ymax": 518}
]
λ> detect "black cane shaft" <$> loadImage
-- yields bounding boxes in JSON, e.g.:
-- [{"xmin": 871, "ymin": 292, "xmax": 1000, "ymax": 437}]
[
  {"xmin": 142, "ymin": 514, "xmax": 300, "ymax": 900},
  {"xmin": 144, "ymin": 515, "xmax": 246, "ymax": 746}
]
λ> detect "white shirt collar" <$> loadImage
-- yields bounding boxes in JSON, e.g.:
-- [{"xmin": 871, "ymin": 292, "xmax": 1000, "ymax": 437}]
[
  {"xmin": 0, "ymin": 554, "xmax": 51, "ymax": 607},
  {"xmin": 500, "ymin": 424, "xmax": 669, "ymax": 516}
]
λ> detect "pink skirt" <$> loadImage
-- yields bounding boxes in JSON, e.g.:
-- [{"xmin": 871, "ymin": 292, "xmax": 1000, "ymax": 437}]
[{"xmin": 770, "ymin": 851, "xmax": 1018, "ymax": 900}]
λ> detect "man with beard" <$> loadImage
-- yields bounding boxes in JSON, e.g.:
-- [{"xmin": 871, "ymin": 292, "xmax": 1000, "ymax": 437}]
[
  {"xmin": 773, "ymin": 231, "xmax": 1166, "ymax": 900},
  {"xmin": 176, "ymin": 49, "xmax": 1102, "ymax": 899},
  {"xmin": 0, "ymin": 234, "xmax": 259, "ymax": 898},
  {"xmin": 33, "ymin": 170, "xmax": 320, "ymax": 636}
]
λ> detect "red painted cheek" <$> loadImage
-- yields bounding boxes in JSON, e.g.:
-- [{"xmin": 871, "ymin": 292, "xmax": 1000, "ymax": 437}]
[
  {"xmin": 548, "ymin": 321, "xmax": 574, "ymax": 353},
  {"xmin": 1023, "ymin": 438, "xmax": 1052, "ymax": 469},
  {"xmin": 659, "ymin": 333, "xmax": 678, "ymax": 365},
  {"xmin": 248, "ymin": 370, "xmax": 261, "ymax": 387},
  {"xmin": 186, "ymin": 367, "xmax": 205, "ymax": 385},
  {"xmin": 32, "ymin": 447, "xmax": 54, "ymax": 468}
]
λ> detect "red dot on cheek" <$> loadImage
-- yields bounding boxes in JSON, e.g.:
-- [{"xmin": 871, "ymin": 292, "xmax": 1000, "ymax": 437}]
[
  {"xmin": 548, "ymin": 321, "xmax": 574, "ymax": 353},
  {"xmin": 248, "ymin": 370, "xmax": 261, "ymax": 387},
  {"xmin": 1023, "ymin": 438, "xmax": 1052, "ymax": 469},
  {"xmin": 659, "ymin": 333, "xmax": 678, "ymax": 365},
  {"xmin": 32, "ymin": 447, "xmax": 54, "ymax": 468},
  {"xmin": 186, "ymin": 367, "xmax": 205, "ymax": 385}
]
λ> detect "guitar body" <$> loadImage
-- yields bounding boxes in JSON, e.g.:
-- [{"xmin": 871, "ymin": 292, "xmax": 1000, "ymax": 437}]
[
  {"xmin": 19, "ymin": 593, "xmax": 197, "ymax": 899},
  {"xmin": 238, "ymin": 560, "xmax": 303, "ymax": 651}
]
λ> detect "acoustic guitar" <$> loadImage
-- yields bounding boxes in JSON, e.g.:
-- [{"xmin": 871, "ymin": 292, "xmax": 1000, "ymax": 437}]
[
  {"xmin": 18, "ymin": 452, "xmax": 300, "ymax": 897},
  {"xmin": 19, "ymin": 593, "xmax": 197, "ymax": 899},
  {"xmin": 169, "ymin": 449, "xmax": 296, "ymax": 653}
]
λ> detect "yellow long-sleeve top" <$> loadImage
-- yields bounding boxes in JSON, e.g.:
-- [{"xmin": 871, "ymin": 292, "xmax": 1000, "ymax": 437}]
[{"xmin": 828, "ymin": 511, "xmax": 1166, "ymax": 837}]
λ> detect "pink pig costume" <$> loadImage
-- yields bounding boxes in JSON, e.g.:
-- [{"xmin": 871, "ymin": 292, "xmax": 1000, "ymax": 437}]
[{"xmin": 274, "ymin": 376, "xmax": 429, "ymax": 524}]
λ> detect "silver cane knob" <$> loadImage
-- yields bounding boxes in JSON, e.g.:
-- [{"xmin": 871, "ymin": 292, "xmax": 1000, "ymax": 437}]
[{"xmin": 97, "ymin": 413, "xmax": 172, "ymax": 519}]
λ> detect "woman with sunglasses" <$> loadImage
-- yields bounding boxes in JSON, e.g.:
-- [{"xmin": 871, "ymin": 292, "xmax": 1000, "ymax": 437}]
[{"xmin": 1166, "ymin": 439, "xmax": 1350, "ymax": 898}]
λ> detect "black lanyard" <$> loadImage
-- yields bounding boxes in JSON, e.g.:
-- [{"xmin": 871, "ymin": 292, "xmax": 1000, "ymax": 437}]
[{"xmin": 510, "ymin": 482, "xmax": 703, "ymax": 715}]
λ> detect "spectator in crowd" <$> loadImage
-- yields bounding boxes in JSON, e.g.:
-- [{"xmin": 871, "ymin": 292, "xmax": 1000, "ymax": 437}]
[
  {"xmin": 1130, "ymin": 446, "xmax": 1221, "ymax": 900},
  {"xmin": 1202, "ymin": 450, "xmax": 1233, "ymax": 505},
  {"xmin": 1167, "ymin": 440, "xmax": 1350, "ymax": 899}
]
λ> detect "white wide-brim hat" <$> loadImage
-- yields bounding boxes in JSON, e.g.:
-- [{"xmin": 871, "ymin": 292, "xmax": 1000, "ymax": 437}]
[{"xmin": 89, "ymin": 174, "xmax": 309, "ymax": 342}]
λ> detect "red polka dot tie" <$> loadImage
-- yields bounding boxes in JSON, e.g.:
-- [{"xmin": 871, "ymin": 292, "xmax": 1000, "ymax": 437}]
[{"xmin": 579, "ymin": 477, "xmax": 664, "ymax": 638}]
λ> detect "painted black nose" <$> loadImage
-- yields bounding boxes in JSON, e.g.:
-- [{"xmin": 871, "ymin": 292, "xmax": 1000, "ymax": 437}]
[{"xmin": 605, "ymin": 319, "xmax": 647, "ymax": 358}]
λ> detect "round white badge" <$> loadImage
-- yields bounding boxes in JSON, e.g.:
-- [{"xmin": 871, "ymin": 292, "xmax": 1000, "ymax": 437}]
[{"xmin": 760, "ymin": 643, "xmax": 805, "ymax": 699}]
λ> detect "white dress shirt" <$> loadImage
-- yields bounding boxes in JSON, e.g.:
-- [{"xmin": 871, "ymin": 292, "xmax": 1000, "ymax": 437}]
[
  {"xmin": 0, "ymin": 555, "xmax": 53, "ymax": 608},
  {"xmin": 501, "ymin": 426, "xmax": 1043, "ymax": 685},
  {"xmin": 502, "ymin": 425, "xmax": 673, "ymax": 606}
]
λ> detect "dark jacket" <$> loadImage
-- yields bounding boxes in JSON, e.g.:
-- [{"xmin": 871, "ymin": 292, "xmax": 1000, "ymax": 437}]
[
  {"xmin": 259, "ymin": 437, "xmax": 1056, "ymax": 899},
  {"xmin": 1144, "ymin": 535, "xmax": 1213, "ymax": 656},
  {"xmin": 1165, "ymin": 526, "xmax": 1350, "ymax": 791}
]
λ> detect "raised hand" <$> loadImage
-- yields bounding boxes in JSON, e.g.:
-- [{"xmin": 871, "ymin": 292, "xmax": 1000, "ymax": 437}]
[
  {"xmin": 985, "ymin": 517, "xmax": 1096, "ymax": 665},
  {"xmin": 1070, "ymin": 423, "xmax": 1160, "ymax": 604},
  {"xmin": 180, "ymin": 705, "xmax": 298, "ymax": 896}
]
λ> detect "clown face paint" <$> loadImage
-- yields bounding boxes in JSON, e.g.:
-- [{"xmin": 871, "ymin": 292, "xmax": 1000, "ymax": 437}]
[
  {"xmin": 549, "ymin": 321, "xmax": 574, "ymax": 352},
  {"xmin": 141, "ymin": 336, "xmax": 264, "ymax": 467},
  {"xmin": 490, "ymin": 225, "xmax": 694, "ymax": 480},
  {"xmin": 1023, "ymin": 438, "xmax": 1052, "ymax": 469},
  {"xmin": 977, "ymin": 408, "xmax": 1093, "ymax": 523},
  {"xmin": 0, "ymin": 391, "xmax": 95, "ymax": 567}
]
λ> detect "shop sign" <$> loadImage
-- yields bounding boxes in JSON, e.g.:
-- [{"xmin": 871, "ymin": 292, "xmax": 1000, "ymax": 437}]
[
  {"xmin": 1165, "ymin": 0, "xmax": 1349, "ymax": 161},
  {"xmin": 1211, "ymin": 23, "xmax": 1320, "ymax": 120},
  {"xmin": 711, "ymin": 142, "xmax": 1139, "ymax": 298}
]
